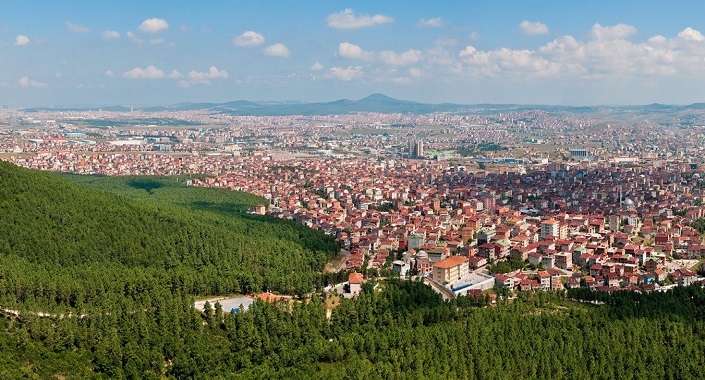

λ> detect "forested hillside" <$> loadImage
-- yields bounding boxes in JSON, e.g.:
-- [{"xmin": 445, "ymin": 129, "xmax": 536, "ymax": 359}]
[
  {"xmin": 2, "ymin": 277, "xmax": 705, "ymax": 379},
  {"xmin": 0, "ymin": 161, "xmax": 338, "ymax": 313}
]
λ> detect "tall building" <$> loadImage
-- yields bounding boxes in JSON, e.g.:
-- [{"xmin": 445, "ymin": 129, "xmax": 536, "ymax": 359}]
[
  {"xmin": 409, "ymin": 139, "xmax": 424, "ymax": 158},
  {"xmin": 432, "ymin": 256, "xmax": 469, "ymax": 284},
  {"xmin": 479, "ymin": 193, "xmax": 496, "ymax": 211},
  {"xmin": 540, "ymin": 219, "xmax": 560, "ymax": 239}
]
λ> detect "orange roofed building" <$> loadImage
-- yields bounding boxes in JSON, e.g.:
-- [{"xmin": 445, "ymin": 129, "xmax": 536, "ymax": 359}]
[
  {"xmin": 256, "ymin": 292, "xmax": 289, "ymax": 303},
  {"xmin": 349, "ymin": 272, "xmax": 364, "ymax": 294},
  {"xmin": 432, "ymin": 256, "xmax": 469, "ymax": 284}
]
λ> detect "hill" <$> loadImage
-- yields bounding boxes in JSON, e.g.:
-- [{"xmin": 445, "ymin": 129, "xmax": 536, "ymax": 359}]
[
  {"xmin": 0, "ymin": 162, "xmax": 338, "ymax": 313},
  {"xmin": 24, "ymin": 94, "xmax": 472, "ymax": 116}
]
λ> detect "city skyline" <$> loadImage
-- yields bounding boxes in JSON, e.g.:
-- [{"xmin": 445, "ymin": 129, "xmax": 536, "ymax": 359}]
[{"xmin": 5, "ymin": 1, "xmax": 705, "ymax": 106}]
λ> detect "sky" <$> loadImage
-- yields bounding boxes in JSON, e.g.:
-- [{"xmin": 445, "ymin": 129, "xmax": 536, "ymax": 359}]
[{"xmin": 4, "ymin": 0, "xmax": 705, "ymax": 106}]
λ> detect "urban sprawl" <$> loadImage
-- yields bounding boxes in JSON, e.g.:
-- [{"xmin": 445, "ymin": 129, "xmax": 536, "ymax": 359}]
[{"xmin": 3, "ymin": 106, "xmax": 705, "ymax": 300}]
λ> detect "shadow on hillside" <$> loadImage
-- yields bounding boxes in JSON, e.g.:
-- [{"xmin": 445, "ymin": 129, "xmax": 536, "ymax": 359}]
[
  {"xmin": 127, "ymin": 179, "xmax": 165, "ymax": 193},
  {"xmin": 189, "ymin": 200, "xmax": 253, "ymax": 216}
]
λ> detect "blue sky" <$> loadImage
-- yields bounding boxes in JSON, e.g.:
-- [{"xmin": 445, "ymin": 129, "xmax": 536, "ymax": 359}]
[{"xmin": 4, "ymin": 1, "xmax": 705, "ymax": 106}]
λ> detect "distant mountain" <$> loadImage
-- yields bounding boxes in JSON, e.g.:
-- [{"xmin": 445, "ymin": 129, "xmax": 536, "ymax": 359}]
[
  {"xmin": 22, "ymin": 96, "xmax": 705, "ymax": 117},
  {"xmin": 22, "ymin": 95, "xmax": 473, "ymax": 115}
]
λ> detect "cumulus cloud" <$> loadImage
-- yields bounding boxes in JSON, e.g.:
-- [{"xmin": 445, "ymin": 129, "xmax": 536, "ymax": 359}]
[
  {"xmin": 338, "ymin": 43, "xmax": 422, "ymax": 66},
  {"xmin": 338, "ymin": 42, "xmax": 373, "ymax": 60},
  {"xmin": 66, "ymin": 22, "xmax": 90, "ymax": 33},
  {"xmin": 379, "ymin": 49, "xmax": 422, "ymax": 66},
  {"xmin": 150, "ymin": 38, "xmax": 164, "ymax": 45},
  {"xmin": 325, "ymin": 66, "xmax": 363, "ymax": 81},
  {"xmin": 446, "ymin": 24, "xmax": 705, "ymax": 82},
  {"xmin": 590, "ymin": 23, "xmax": 636, "ymax": 40},
  {"xmin": 233, "ymin": 31, "xmax": 265, "ymax": 47},
  {"xmin": 519, "ymin": 20, "xmax": 548, "ymax": 35},
  {"xmin": 458, "ymin": 46, "xmax": 478, "ymax": 57},
  {"xmin": 418, "ymin": 17, "xmax": 444, "ymax": 28},
  {"xmin": 139, "ymin": 18, "xmax": 169, "ymax": 33},
  {"xmin": 18, "ymin": 76, "xmax": 47, "ymax": 88},
  {"xmin": 264, "ymin": 43, "xmax": 290, "ymax": 57},
  {"xmin": 122, "ymin": 65, "xmax": 166, "ymax": 79},
  {"xmin": 166, "ymin": 70, "xmax": 182, "ymax": 79},
  {"xmin": 648, "ymin": 35, "xmax": 667, "ymax": 45},
  {"xmin": 15, "ymin": 35, "xmax": 30, "ymax": 46},
  {"xmin": 105, "ymin": 70, "xmax": 114, "ymax": 77},
  {"xmin": 457, "ymin": 45, "xmax": 563, "ymax": 78},
  {"xmin": 102, "ymin": 30, "xmax": 121, "ymax": 39},
  {"xmin": 678, "ymin": 27, "xmax": 705, "ymax": 42},
  {"xmin": 187, "ymin": 66, "xmax": 228, "ymax": 84},
  {"xmin": 327, "ymin": 9, "xmax": 393, "ymax": 29},
  {"xmin": 310, "ymin": 62, "xmax": 324, "ymax": 71}
]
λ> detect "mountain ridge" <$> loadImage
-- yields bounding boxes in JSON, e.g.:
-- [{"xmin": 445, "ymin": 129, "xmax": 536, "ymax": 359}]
[{"xmin": 22, "ymin": 95, "xmax": 705, "ymax": 117}]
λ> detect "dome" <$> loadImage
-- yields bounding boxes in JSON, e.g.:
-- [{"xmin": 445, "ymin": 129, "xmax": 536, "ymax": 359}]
[
  {"xmin": 623, "ymin": 198, "xmax": 635, "ymax": 206},
  {"xmin": 416, "ymin": 250, "xmax": 428, "ymax": 259}
]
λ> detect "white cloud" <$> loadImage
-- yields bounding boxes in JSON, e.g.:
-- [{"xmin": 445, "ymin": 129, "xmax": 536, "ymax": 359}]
[
  {"xmin": 187, "ymin": 66, "xmax": 228, "ymax": 84},
  {"xmin": 648, "ymin": 35, "xmax": 667, "ymax": 45},
  {"xmin": 590, "ymin": 23, "xmax": 636, "ymax": 40},
  {"xmin": 327, "ymin": 9, "xmax": 393, "ymax": 29},
  {"xmin": 519, "ymin": 20, "xmax": 548, "ymax": 35},
  {"xmin": 102, "ymin": 30, "xmax": 121, "ymax": 39},
  {"xmin": 338, "ymin": 43, "xmax": 422, "ymax": 66},
  {"xmin": 325, "ymin": 66, "xmax": 363, "ymax": 81},
  {"xmin": 66, "ymin": 22, "xmax": 90, "ymax": 33},
  {"xmin": 457, "ymin": 45, "xmax": 562, "ymax": 78},
  {"xmin": 338, "ymin": 42, "xmax": 373, "ymax": 60},
  {"xmin": 678, "ymin": 27, "xmax": 705, "ymax": 42},
  {"xmin": 139, "ymin": 18, "xmax": 169, "ymax": 33},
  {"xmin": 379, "ymin": 49, "xmax": 422, "ymax": 66},
  {"xmin": 418, "ymin": 17, "xmax": 444, "ymax": 28},
  {"xmin": 18, "ymin": 76, "xmax": 47, "ymax": 88},
  {"xmin": 15, "ymin": 35, "xmax": 30, "ymax": 46},
  {"xmin": 126, "ymin": 31, "xmax": 143, "ymax": 44},
  {"xmin": 458, "ymin": 46, "xmax": 478, "ymax": 57},
  {"xmin": 166, "ymin": 70, "xmax": 182, "ymax": 79},
  {"xmin": 122, "ymin": 65, "xmax": 166, "ymax": 79},
  {"xmin": 444, "ymin": 25, "xmax": 705, "ymax": 83},
  {"xmin": 122, "ymin": 65, "xmax": 228, "ymax": 85},
  {"xmin": 310, "ymin": 62, "xmax": 324, "ymax": 71},
  {"xmin": 150, "ymin": 38, "xmax": 164, "ymax": 45},
  {"xmin": 105, "ymin": 70, "xmax": 114, "ymax": 77},
  {"xmin": 233, "ymin": 31, "xmax": 265, "ymax": 47},
  {"xmin": 264, "ymin": 43, "xmax": 290, "ymax": 57}
]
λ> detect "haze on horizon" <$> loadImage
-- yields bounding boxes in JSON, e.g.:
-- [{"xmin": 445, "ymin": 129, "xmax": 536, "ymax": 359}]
[{"xmin": 4, "ymin": 0, "xmax": 705, "ymax": 107}]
